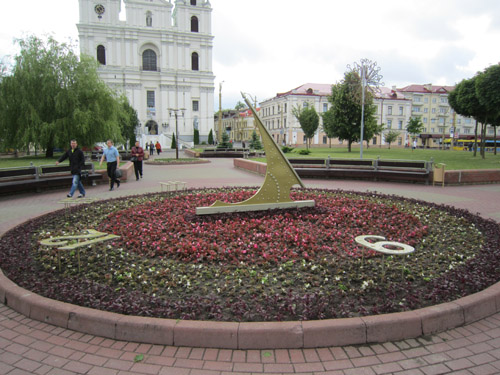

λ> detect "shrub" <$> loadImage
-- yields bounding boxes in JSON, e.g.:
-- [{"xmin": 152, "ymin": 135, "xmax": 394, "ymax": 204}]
[
  {"xmin": 298, "ymin": 149, "xmax": 311, "ymax": 155},
  {"xmin": 281, "ymin": 146, "xmax": 295, "ymax": 153}
]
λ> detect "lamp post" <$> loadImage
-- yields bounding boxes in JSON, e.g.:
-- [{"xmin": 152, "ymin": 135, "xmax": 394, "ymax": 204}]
[
  {"xmin": 169, "ymin": 108, "xmax": 185, "ymax": 159},
  {"xmin": 347, "ymin": 58, "xmax": 383, "ymax": 159},
  {"xmin": 218, "ymin": 81, "xmax": 224, "ymax": 143}
]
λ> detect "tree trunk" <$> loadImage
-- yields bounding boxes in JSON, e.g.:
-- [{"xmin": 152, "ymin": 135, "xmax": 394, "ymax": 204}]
[
  {"xmin": 494, "ymin": 127, "xmax": 497, "ymax": 156},
  {"xmin": 348, "ymin": 141, "xmax": 352, "ymax": 152},
  {"xmin": 45, "ymin": 147, "xmax": 54, "ymax": 158},
  {"xmin": 473, "ymin": 120, "xmax": 478, "ymax": 157},
  {"xmin": 481, "ymin": 122, "xmax": 486, "ymax": 159}
]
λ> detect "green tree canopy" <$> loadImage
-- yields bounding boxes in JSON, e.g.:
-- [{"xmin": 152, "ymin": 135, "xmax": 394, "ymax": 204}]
[
  {"xmin": 208, "ymin": 129, "xmax": 214, "ymax": 145},
  {"xmin": 292, "ymin": 104, "xmax": 319, "ymax": 149},
  {"xmin": 384, "ymin": 130, "xmax": 400, "ymax": 149},
  {"xmin": 406, "ymin": 117, "xmax": 424, "ymax": 136},
  {"xmin": 0, "ymin": 35, "xmax": 126, "ymax": 156},
  {"xmin": 326, "ymin": 71, "xmax": 377, "ymax": 152}
]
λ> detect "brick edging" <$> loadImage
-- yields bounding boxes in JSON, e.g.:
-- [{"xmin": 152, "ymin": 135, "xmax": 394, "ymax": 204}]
[{"xmin": 0, "ymin": 269, "xmax": 498, "ymax": 349}]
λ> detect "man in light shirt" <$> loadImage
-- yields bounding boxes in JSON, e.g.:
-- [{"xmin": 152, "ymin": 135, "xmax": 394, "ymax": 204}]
[{"xmin": 100, "ymin": 139, "xmax": 121, "ymax": 191}]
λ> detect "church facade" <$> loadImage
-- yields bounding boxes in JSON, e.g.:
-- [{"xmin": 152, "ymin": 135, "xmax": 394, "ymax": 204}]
[{"xmin": 77, "ymin": 0, "xmax": 215, "ymax": 148}]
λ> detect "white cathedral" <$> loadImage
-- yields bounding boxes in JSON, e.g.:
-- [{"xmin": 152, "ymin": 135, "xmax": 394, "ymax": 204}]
[{"xmin": 77, "ymin": 0, "xmax": 215, "ymax": 148}]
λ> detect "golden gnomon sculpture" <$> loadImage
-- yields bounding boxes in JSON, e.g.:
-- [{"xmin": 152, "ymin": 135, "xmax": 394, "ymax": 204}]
[{"xmin": 196, "ymin": 92, "xmax": 315, "ymax": 215}]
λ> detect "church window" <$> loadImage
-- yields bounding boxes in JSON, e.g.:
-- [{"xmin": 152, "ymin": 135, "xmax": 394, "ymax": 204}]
[
  {"xmin": 191, "ymin": 16, "xmax": 199, "ymax": 32},
  {"xmin": 191, "ymin": 52, "xmax": 199, "ymax": 71},
  {"xmin": 97, "ymin": 45, "xmax": 106, "ymax": 65},
  {"xmin": 191, "ymin": 0, "xmax": 197, "ymax": 5},
  {"xmin": 142, "ymin": 49, "xmax": 157, "ymax": 71},
  {"xmin": 147, "ymin": 91, "xmax": 155, "ymax": 108},
  {"xmin": 192, "ymin": 100, "xmax": 199, "ymax": 111},
  {"xmin": 146, "ymin": 11, "xmax": 152, "ymax": 27}
]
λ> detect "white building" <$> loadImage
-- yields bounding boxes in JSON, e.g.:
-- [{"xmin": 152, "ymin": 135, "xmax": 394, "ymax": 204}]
[
  {"xmin": 77, "ymin": 0, "xmax": 215, "ymax": 149},
  {"xmin": 374, "ymin": 87, "xmax": 412, "ymax": 147}
]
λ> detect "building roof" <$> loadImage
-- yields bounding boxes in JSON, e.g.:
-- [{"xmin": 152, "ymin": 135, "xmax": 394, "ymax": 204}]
[
  {"xmin": 276, "ymin": 83, "xmax": 332, "ymax": 98},
  {"xmin": 375, "ymin": 87, "xmax": 410, "ymax": 100},
  {"xmin": 397, "ymin": 84, "xmax": 455, "ymax": 94}
]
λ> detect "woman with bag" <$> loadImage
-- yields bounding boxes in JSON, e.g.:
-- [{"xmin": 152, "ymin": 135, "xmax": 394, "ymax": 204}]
[
  {"xmin": 131, "ymin": 141, "xmax": 144, "ymax": 181},
  {"xmin": 99, "ymin": 139, "xmax": 121, "ymax": 191}
]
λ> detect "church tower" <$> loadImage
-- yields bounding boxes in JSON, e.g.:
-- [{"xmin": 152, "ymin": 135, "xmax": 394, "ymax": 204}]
[{"xmin": 77, "ymin": 0, "xmax": 215, "ymax": 147}]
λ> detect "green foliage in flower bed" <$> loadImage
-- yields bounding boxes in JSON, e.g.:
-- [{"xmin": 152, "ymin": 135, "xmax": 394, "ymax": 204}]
[{"xmin": 0, "ymin": 188, "xmax": 498, "ymax": 322}]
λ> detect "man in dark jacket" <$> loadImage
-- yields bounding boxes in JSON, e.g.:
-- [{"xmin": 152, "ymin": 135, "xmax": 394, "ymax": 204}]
[{"xmin": 56, "ymin": 139, "xmax": 86, "ymax": 198}]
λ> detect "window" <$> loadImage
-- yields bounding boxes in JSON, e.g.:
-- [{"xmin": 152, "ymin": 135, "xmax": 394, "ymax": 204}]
[
  {"xmin": 146, "ymin": 11, "xmax": 152, "ymax": 27},
  {"xmin": 323, "ymin": 103, "xmax": 328, "ymax": 112},
  {"xmin": 465, "ymin": 118, "xmax": 471, "ymax": 124},
  {"xmin": 398, "ymin": 120, "xmax": 403, "ymax": 130},
  {"xmin": 388, "ymin": 106, "xmax": 392, "ymax": 115},
  {"xmin": 432, "ymin": 98, "xmax": 437, "ymax": 103},
  {"xmin": 303, "ymin": 135, "xmax": 307, "ymax": 143},
  {"xmin": 414, "ymin": 97, "xmax": 421, "ymax": 103},
  {"xmin": 191, "ymin": 0, "xmax": 196, "ymax": 5},
  {"xmin": 423, "ymin": 117, "xmax": 427, "ymax": 123},
  {"xmin": 441, "ymin": 97, "xmax": 447, "ymax": 103},
  {"xmin": 464, "ymin": 128, "xmax": 470, "ymax": 134},
  {"xmin": 432, "ymin": 108, "xmax": 436, "ymax": 113},
  {"xmin": 97, "ymin": 45, "xmax": 106, "ymax": 65},
  {"xmin": 399, "ymin": 106, "xmax": 403, "ymax": 115},
  {"xmin": 142, "ymin": 49, "xmax": 157, "ymax": 71},
  {"xmin": 147, "ymin": 91, "xmax": 155, "ymax": 108},
  {"xmin": 303, "ymin": 102, "xmax": 309, "ymax": 108},
  {"xmin": 191, "ymin": 16, "xmax": 199, "ymax": 32},
  {"xmin": 398, "ymin": 138, "xmax": 402, "ymax": 146},
  {"xmin": 440, "ymin": 108, "xmax": 447, "ymax": 114},
  {"xmin": 373, "ymin": 137, "xmax": 377, "ymax": 145},
  {"xmin": 413, "ymin": 107, "xmax": 420, "ymax": 113},
  {"xmin": 323, "ymin": 136, "xmax": 327, "ymax": 144},
  {"xmin": 192, "ymin": 100, "xmax": 199, "ymax": 111},
  {"xmin": 431, "ymin": 127, "xmax": 435, "ymax": 133},
  {"xmin": 191, "ymin": 52, "xmax": 199, "ymax": 70},
  {"xmin": 424, "ymin": 108, "xmax": 428, "ymax": 113},
  {"xmin": 387, "ymin": 120, "xmax": 392, "ymax": 129}
]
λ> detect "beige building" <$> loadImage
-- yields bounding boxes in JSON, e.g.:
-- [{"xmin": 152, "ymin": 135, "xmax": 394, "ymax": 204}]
[
  {"xmin": 216, "ymin": 108, "xmax": 260, "ymax": 145},
  {"xmin": 396, "ymin": 84, "xmax": 485, "ymax": 148}
]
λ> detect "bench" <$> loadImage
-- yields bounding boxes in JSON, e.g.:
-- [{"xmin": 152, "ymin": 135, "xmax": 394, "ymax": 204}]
[
  {"xmin": 291, "ymin": 157, "xmax": 433, "ymax": 184},
  {"xmin": 0, "ymin": 163, "xmax": 103, "ymax": 195}
]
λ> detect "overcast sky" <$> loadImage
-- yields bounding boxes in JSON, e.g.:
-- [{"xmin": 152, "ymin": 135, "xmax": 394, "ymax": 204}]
[{"xmin": 1, "ymin": 0, "xmax": 500, "ymax": 109}]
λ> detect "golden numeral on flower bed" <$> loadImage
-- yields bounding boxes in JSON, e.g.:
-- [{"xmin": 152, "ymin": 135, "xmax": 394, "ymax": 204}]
[{"xmin": 39, "ymin": 229, "xmax": 120, "ymax": 272}]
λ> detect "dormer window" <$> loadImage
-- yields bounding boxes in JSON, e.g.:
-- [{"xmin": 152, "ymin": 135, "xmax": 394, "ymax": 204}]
[
  {"xmin": 191, "ymin": 16, "xmax": 199, "ymax": 32},
  {"xmin": 146, "ymin": 11, "xmax": 152, "ymax": 27}
]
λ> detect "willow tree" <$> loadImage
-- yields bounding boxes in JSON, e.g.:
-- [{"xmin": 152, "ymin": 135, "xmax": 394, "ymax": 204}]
[{"xmin": 0, "ymin": 35, "xmax": 124, "ymax": 156}]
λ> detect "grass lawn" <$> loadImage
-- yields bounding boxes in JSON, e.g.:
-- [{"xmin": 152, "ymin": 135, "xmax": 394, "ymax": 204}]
[
  {"xmin": 0, "ymin": 154, "xmax": 126, "ymax": 169},
  {"xmin": 254, "ymin": 146, "xmax": 500, "ymax": 170}
]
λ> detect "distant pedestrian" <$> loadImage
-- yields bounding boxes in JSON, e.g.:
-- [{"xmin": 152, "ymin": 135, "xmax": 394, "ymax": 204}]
[
  {"xmin": 149, "ymin": 141, "xmax": 154, "ymax": 156},
  {"xmin": 412, "ymin": 139, "xmax": 417, "ymax": 151},
  {"xmin": 155, "ymin": 141, "xmax": 162, "ymax": 156},
  {"xmin": 100, "ymin": 139, "xmax": 121, "ymax": 191},
  {"xmin": 56, "ymin": 139, "xmax": 86, "ymax": 198},
  {"xmin": 131, "ymin": 141, "xmax": 144, "ymax": 181}
]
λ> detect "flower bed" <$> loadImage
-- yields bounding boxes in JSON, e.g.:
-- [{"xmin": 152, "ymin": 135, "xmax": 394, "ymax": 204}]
[{"xmin": 0, "ymin": 188, "xmax": 499, "ymax": 322}]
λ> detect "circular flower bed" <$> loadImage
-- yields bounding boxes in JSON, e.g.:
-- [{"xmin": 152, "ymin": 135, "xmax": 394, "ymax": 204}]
[{"xmin": 0, "ymin": 188, "xmax": 499, "ymax": 322}]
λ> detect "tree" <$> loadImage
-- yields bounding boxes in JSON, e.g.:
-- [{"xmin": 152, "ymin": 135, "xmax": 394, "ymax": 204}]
[
  {"xmin": 384, "ymin": 130, "xmax": 400, "ymax": 149},
  {"xmin": 326, "ymin": 71, "xmax": 377, "ymax": 152},
  {"xmin": 475, "ymin": 64, "xmax": 500, "ymax": 156},
  {"xmin": 217, "ymin": 131, "xmax": 232, "ymax": 148},
  {"xmin": 449, "ymin": 75, "xmax": 487, "ymax": 158},
  {"xmin": 249, "ymin": 129, "xmax": 262, "ymax": 150},
  {"xmin": 235, "ymin": 101, "xmax": 246, "ymax": 111},
  {"xmin": 321, "ymin": 108, "xmax": 336, "ymax": 148},
  {"xmin": 193, "ymin": 128, "xmax": 200, "ymax": 145},
  {"xmin": 406, "ymin": 117, "xmax": 424, "ymax": 137},
  {"xmin": 292, "ymin": 104, "xmax": 319, "ymax": 149},
  {"xmin": 208, "ymin": 129, "xmax": 214, "ymax": 145},
  {"xmin": 171, "ymin": 133, "xmax": 177, "ymax": 149},
  {"xmin": 117, "ymin": 97, "xmax": 139, "ymax": 148},
  {"xmin": 0, "ymin": 35, "xmax": 123, "ymax": 157}
]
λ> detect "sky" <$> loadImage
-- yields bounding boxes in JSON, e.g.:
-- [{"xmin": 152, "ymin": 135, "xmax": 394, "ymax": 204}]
[{"xmin": 1, "ymin": 0, "xmax": 500, "ymax": 109}]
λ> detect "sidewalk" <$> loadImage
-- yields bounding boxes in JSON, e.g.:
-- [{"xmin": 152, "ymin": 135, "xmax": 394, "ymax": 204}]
[{"xmin": 0, "ymin": 155, "xmax": 499, "ymax": 374}]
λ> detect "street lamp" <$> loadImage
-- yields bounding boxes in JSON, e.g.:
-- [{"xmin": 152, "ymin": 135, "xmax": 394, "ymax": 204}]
[
  {"xmin": 347, "ymin": 59, "xmax": 383, "ymax": 159},
  {"xmin": 218, "ymin": 81, "xmax": 224, "ymax": 143},
  {"xmin": 168, "ymin": 108, "xmax": 185, "ymax": 159}
]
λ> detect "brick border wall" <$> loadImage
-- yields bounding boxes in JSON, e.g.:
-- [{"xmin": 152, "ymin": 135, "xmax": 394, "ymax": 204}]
[{"xmin": 0, "ymin": 270, "xmax": 498, "ymax": 349}]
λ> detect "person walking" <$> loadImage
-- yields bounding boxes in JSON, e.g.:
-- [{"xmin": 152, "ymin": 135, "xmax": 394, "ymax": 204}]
[
  {"xmin": 131, "ymin": 141, "xmax": 144, "ymax": 181},
  {"xmin": 155, "ymin": 141, "xmax": 162, "ymax": 156},
  {"xmin": 149, "ymin": 141, "xmax": 154, "ymax": 156},
  {"xmin": 56, "ymin": 139, "xmax": 86, "ymax": 198},
  {"xmin": 100, "ymin": 139, "xmax": 121, "ymax": 191}
]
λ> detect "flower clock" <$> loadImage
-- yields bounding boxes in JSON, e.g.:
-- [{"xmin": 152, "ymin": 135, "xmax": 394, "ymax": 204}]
[{"xmin": 0, "ymin": 188, "xmax": 499, "ymax": 322}]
